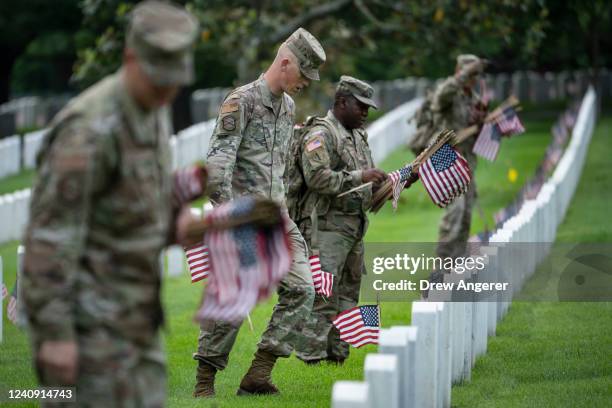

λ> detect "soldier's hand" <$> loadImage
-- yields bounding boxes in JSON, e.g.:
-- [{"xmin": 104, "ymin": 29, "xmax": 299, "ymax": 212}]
[
  {"xmin": 38, "ymin": 340, "xmax": 78, "ymax": 385},
  {"xmin": 362, "ymin": 168, "xmax": 387, "ymax": 184}
]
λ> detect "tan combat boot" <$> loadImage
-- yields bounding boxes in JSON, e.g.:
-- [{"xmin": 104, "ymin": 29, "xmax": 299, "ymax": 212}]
[
  {"xmin": 237, "ymin": 349, "xmax": 279, "ymax": 396},
  {"xmin": 193, "ymin": 361, "xmax": 217, "ymax": 398}
]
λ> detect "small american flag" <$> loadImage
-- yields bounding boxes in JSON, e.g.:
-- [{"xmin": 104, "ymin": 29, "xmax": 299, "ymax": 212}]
[
  {"xmin": 473, "ymin": 122, "xmax": 502, "ymax": 161},
  {"xmin": 185, "ymin": 243, "xmax": 210, "ymax": 283},
  {"xmin": 388, "ymin": 165, "xmax": 413, "ymax": 210},
  {"xmin": 333, "ymin": 305, "xmax": 380, "ymax": 348},
  {"xmin": 474, "ymin": 108, "xmax": 525, "ymax": 161},
  {"xmin": 172, "ymin": 165, "xmax": 205, "ymax": 207},
  {"xmin": 496, "ymin": 107, "xmax": 525, "ymax": 136},
  {"xmin": 419, "ymin": 143, "xmax": 471, "ymax": 208},
  {"xmin": 195, "ymin": 197, "xmax": 291, "ymax": 323},
  {"xmin": 309, "ymin": 255, "xmax": 333, "ymax": 297},
  {"xmin": 7, "ymin": 295, "xmax": 17, "ymax": 324}
]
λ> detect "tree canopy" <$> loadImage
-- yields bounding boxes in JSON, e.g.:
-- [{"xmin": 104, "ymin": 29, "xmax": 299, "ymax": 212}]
[{"xmin": 3, "ymin": 0, "xmax": 611, "ymax": 103}]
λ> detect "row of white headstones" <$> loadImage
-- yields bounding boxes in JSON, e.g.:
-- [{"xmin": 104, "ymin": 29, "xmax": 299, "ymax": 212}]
[{"xmin": 331, "ymin": 87, "xmax": 597, "ymax": 408}]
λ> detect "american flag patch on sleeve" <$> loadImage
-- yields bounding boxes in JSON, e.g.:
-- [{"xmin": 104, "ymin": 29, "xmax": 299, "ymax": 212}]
[{"xmin": 306, "ymin": 136, "xmax": 323, "ymax": 152}]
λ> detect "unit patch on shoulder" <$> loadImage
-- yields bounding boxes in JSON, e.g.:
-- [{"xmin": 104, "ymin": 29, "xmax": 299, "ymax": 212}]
[
  {"xmin": 221, "ymin": 102, "xmax": 239, "ymax": 114},
  {"xmin": 222, "ymin": 115, "xmax": 236, "ymax": 131}
]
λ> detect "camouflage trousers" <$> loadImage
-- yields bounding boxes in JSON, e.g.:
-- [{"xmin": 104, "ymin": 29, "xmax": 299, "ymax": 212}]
[
  {"xmin": 193, "ymin": 218, "xmax": 314, "ymax": 370},
  {"xmin": 33, "ymin": 328, "xmax": 166, "ymax": 407},
  {"xmin": 294, "ymin": 213, "xmax": 366, "ymax": 361}
]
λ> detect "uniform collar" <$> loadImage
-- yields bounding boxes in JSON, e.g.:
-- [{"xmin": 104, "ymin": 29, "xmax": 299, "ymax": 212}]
[
  {"xmin": 118, "ymin": 69, "xmax": 159, "ymax": 145},
  {"xmin": 258, "ymin": 75, "xmax": 289, "ymax": 116},
  {"xmin": 327, "ymin": 110, "xmax": 353, "ymax": 138}
]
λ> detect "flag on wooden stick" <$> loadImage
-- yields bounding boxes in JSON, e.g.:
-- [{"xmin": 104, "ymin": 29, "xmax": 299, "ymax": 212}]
[
  {"xmin": 332, "ymin": 305, "xmax": 380, "ymax": 348},
  {"xmin": 309, "ymin": 255, "xmax": 333, "ymax": 297},
  {"xmin": 473, "ymin": 106, "xmax": 525, "ymax": 161},
  {"xmin": 419, "ymin": 143, "xmax": 472, "ymax": 208}
]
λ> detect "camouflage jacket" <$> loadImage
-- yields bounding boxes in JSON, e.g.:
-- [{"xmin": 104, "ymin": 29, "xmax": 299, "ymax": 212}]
[
  {"xmin": 23, "ymin": 70, "xmax": 178, "ymax": 346},
  {"xmin": 298, "ymin": 110, "xmax": 374, "ymax": 222},
  {"xmin": 206, "ymin": 76, "xmax": 295, "ymax": 205},
  {"xmin": 431, "ymin": 71, "xmax": 484, "ymax": 164}
]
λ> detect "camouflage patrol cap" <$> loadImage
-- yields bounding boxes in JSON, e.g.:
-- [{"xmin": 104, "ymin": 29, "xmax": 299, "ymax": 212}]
[
  {"xmin": 127, "ymin": 0, "xmax": 199, "ymax": 86},
  {"xmin": 336, "ymin": 75, "xmax": 378, "ymax": 109},
  {"xmin": 456, "ymin": 54, "xmax": 481, "ymax": 69},
  {"xmin": 285, "ymin": 28, "xmax": 326, "ymax": 81}
]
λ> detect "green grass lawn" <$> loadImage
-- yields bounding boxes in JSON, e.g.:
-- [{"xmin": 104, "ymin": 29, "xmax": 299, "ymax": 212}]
[
  {"xmin": 0, "ymin": 170, "xmax": 35, "ymax": 196},
  {"xmin": 451, "ymin": 114, "xmax": 612, "ymax": 407},
  {"xmin": 3, "ymin": 106, "xmax": 606, "ymax": 407}
]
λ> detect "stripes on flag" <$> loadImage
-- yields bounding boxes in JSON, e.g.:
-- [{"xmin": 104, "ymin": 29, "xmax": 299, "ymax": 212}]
[
  {"xmin": 419, "ymin": 143, "xmax": 472, "ymax": 208},
  {"xmin": 473, "ymin": 122, "xmax": 502, "ymax": 161},
  {"xmin": 172, "ymin": 165, "xmax": 205, "ymax": 206},
  {"xmin": 185, "ymin": 243, "xmax": 210, "ymax": 282},
  {"xmin": 7, "ymin": 295, "xmax": 17, "ymax": 324},
  {"xmin": 388, "ymin": 165, "xmax": 413, "ymax": 210},
  {"xmin": 332, "ymin": 305, "xmax": 380, "ymax": 348},
  {"xmin": 496, "ymin": 107, "xmax": 525, "ymax": 136},
  {"xmin": 474, "ymin": 107, "xmax": 525, "ymax": 161},
  {"xmin": 309, "ymin": 255, "xmax": 333, "ymax": 297}
]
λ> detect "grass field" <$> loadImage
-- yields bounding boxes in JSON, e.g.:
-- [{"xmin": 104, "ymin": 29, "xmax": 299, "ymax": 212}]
[
  {"xmin": 450, "ymin": 114, "xmax": 612, "ymax": 408},
  {"xmin": 1, "ymin": 105, "xmax": 608, "ymax": 407},
  {"xmin": 0, "ymin": 169, "xmax": 34, "ymax": 196}
]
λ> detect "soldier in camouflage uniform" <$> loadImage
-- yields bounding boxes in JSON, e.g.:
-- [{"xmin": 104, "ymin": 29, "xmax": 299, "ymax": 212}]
[
  {"xmin": 193, "ymin": 28, "xmax": 326, "ymax": 397},
  {"xmin": 430, "ymin": 54, "xmax": 488, "ymax": 283},
  {"xmin": 21, "ymin": 2, "xmax": 199, "ymax": 406},
  {"xmin": 291, "ymin": 76, "xmax": 386, "ymax": 364}
]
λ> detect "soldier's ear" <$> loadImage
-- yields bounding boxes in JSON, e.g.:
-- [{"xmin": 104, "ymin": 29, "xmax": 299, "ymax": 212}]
[{"xmin": 280, "ymin": 58, "xmax": 291, "ymax": 72}]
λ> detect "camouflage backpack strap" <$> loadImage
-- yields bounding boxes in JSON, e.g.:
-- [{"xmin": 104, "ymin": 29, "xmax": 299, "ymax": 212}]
[{"xmin": 301, "ymin": 115, "xmax": 340, "ymax": 256}]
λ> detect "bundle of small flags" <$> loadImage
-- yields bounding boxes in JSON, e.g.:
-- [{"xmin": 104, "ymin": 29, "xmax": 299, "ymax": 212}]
[
  {"xmin": 419, "ymin": 143, "xmax": 472, "ymax": 208},
  {"xmin": 192, "ymin": 197, "xmax": 292, "ymax": 323},
  {"xmin": 309, "ymin": 255, "xmax": 333, "ymax": 297},
  {"xmin": 332, "ymin": 305, "xmax": 380, "ymax": 348},
  {"xmin": 473, "ymin": 107, "xmax": 525, "ymax": 161},
  {"xmin": 387, "ymin": 165, "xmax": 413, "ymax": 210}
]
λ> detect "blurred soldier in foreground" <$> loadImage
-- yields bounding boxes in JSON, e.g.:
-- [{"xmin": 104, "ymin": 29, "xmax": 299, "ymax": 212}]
[
  {"xmin": 288, "ymin": 76, "xmax": 386, "ymax": 364},
  {"xmin": 429, "ymin": 54, "xmax": 488, "ymax": 283},
  {"xmin": 22, "ymin": 1, "xmax": 199, "ymax": 405},
  {"xmin": 193, "ymin": 28, "xmax": 326, "ymax": 397}
]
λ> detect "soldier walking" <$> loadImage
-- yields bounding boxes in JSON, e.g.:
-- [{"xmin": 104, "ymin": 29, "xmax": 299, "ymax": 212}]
[
  {"xmin": 289, "ymin": 76, "xmax": 386, "ymax": 364},
  {"xmin": 193, "ymin": 28, "xmax": 326, "ymax": 397},
  {"xmin": 22, "ymin": 1, "xmax": 199, "ymax": 406},
  {"xmin": 429, "ymin": 54, "xmax": 488, "ymax": 283}
]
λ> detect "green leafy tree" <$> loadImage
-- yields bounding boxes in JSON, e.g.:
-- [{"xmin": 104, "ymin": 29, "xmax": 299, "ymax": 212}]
[{"xmin": 0, "ymin": 0, "xmax": 81, "ymax": 102}]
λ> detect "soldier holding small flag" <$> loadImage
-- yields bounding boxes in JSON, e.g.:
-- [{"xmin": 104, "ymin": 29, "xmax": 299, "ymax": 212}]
[
  {"xmin": 193, "ymin": 27, "xmax": 326, "ymax": 397},
  {"xmin": 428, "ymin": 54, "xmax": 488, "ymax": 285},
  {"xmin": 286, "ymin": 76, "xmax": 386, "ymax": 364}
]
